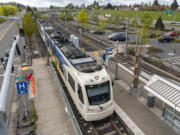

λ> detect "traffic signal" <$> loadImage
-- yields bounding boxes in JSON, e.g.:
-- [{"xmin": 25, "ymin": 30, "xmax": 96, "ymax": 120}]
[{"xmin": 19, "ymin": 28, "xmax": 24, "ymax": 36}]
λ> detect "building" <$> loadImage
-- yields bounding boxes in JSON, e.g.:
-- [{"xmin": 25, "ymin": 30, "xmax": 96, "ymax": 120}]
[{"xmin": 145, "ymin": 75, "xmax": 180, "ymax": 133}]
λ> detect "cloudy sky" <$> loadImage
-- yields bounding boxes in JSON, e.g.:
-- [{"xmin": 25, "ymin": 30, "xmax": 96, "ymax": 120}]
[{"xmin": 0, "ymin": 0, "xmax": 179, "ymax": 7}]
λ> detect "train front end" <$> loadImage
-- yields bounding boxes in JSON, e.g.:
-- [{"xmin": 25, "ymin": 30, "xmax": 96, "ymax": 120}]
[{"xmin": 80, "ymin": 68, "xmax": 114, "ymax": 121}]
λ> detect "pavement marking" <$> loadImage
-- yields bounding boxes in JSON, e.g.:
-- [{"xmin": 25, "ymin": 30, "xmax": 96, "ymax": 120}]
[
  {"xmin": 0, "ymin": 73, "xmax": 15, "ymax": 77},
  {"xmin": 145, "ymin": 44, "xmax": 151, "ymax": 47},
  {"xmin": 0, "ymin": 65, "xmax": 19, "ymax": 68},
  {"xmin": 22, "ymin": 66, "xmax": 28, "ymax": 71},
  {"xmin": 0, "ymin": 22, "xmax": 15, "ymax": 41},
  {"xmin": 162, "ymin": 56, "xmax": 180, "ymax": 66}
]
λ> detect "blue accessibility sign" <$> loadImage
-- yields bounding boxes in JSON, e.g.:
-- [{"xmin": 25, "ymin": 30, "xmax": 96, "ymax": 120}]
[
  {"xmin": 18, "ymin": 90, "xmax": 28, "ymax": 95},
  {"xmin": 16, "ymin": 81, "xmax": 28, "ymax": 95},
  {"xmin": 107, "ymin": 48, "xmax": 113, "ymax": 53}
]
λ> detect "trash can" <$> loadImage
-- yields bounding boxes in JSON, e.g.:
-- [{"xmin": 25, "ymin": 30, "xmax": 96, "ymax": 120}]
[{"xmin": 147, "ymin": 93, "xmax": 155, "ymax": 107}]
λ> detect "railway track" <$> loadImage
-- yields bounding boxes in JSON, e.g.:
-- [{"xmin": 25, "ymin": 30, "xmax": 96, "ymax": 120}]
[
  {"xmin": 38, "ymin": 20, "xmax": 135, "ymax": 135},
  {"xmin": 55, "ymin": 19, "xmax": 180, "ymax": 82},
  {"xmin": 90, "ymin": 115, "xmax": 129, "ymax": 135},
  {"xmin": 56, "ymin": 20, "xmax": 109, "ymax": 50},
  {"xmin": 50, "ymin": 61, "xmax": 133, "ymax": 135}
]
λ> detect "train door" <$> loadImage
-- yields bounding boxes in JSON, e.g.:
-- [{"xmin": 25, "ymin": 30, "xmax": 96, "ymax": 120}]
[
  {"xmin": 63, "ymin": 65, "xmax": 67, "ymax": 80},
  {"xmin": 77, "ymin": 84, "xmax": 84, "ymax": 110}
]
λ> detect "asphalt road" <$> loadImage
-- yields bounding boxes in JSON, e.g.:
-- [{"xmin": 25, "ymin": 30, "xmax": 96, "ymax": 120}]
[
  {"xmin": 0, "ymin": 12, "xmax": 24, "ymax": 131},
  {"xmin": 147, "ymin": 38, "xmax": 180, "ymax": 59}
]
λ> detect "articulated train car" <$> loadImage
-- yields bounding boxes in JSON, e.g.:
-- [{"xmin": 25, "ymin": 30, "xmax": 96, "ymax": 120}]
[{"xmin": 39, "ymin": 21, "xmax": 114, "ymax": 121}]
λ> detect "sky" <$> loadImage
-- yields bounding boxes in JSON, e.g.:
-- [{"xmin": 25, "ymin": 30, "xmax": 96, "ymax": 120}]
[{"xmin": 0, "ymin": 0, "xmax": 179, "ymax": 7}]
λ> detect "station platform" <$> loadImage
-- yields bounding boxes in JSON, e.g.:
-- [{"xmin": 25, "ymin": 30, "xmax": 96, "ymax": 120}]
[
  {"xmin": 32, "ymin": 58, "xmax": 75, "ymax": 135},
  {"xmin": 88, "ymin": 51, "xmax": 178, "ymax": 135}
]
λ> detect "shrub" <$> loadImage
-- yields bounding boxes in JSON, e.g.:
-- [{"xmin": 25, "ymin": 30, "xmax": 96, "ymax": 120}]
[{"xmin": 148, "ymin": 47, "xmax": 163, "ymax": 54}]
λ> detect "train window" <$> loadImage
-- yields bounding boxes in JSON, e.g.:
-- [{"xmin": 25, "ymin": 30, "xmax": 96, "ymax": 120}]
[
  {"xmin": 58, "ymin": 58, "xmax": 63, "ymax": 72},
  {"xmin": 86, "ymin": 81, "xmax": 110, "ymax": 105},
  {"xmin": 78, "ymin": 84, "xmax": 84, "ymax": 104},
  {"xmin": 53, "ymin": 47, "xmax": 56, "ymax": 56},
  {"xmin": 68, "ymin": 73, "xmax": 75, "ymax": 92}
]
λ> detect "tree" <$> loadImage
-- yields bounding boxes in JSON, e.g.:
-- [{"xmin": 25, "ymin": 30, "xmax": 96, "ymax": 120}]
[
  {"xmin": 91, "ymin": 13, "xmax": 99, "ymax": 23},
  {"xmin": 59, "ymin": 12, "xmax": 73, "ymax": 21},
  {"xmin": 99, "ymin": 18, "xmax": 106, "ymax": 30},
  {"xmin": 153, "ymin": 0, "xmax": 158, "ymax": 6},
  {"xmin": 59, "ymin": 12, "xmax": 65, "ymax": 21},
  {"xmin": 77, "ymin": 10, "xmax": 89, "ymax": 28},
  {"xmin": 26, "ymin": 6, "xmax": 32, "ymax": 13},
  {"xmin": 105, "ymin": 3, "xmax": 113, "ymax": 9},
  {"xmin": 0, "ymin": 6, "xmax": 4, "ymax": 16},
  {"xmin": 93, "ymin": 1, "xmax": 100, "ymax": 9},
  {"xmin": 171, "ymin": 0, "xmax": 179, "ymax": 10},
  {"xmin": 155, "ymin": 16, "xmax": 165, "ymax": 30},
  {"xmin": 132, "ymin": 18, "xmax": 139, "ymax": 32},
  {"xmin": 22, "ymin": 12, "xmax": 36, "ymax": 51},
  {"xmin": 140, "ymin": 13, "xmax": 153, "ymax": 44},
  {"xmin": 1, "ymin": 5, "xmax": 17, "ymax": 16},
  {"xmin": 111, "ymin": 13, "xmax": 120, "ymax": 25},
  {"xmin": 49, "ymin": 5, "xmax": 54, "ymax": 10},
  {"xmin": 66, "ymin": 3, "xmax": 74, "ymax": 9},
  {"xmin": 140, "ymin": 13, "xmax": 153, "ymax": 28}
]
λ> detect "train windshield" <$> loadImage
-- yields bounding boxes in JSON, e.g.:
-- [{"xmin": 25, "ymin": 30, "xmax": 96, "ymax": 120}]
[{"xmin": 86, "ymin": 81, "xmax": 110, "ymax": 105}]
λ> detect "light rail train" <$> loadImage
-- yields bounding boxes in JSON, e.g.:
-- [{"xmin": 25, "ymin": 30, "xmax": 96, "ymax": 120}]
[{"xmin": 39, "ymin": 20, "xmax": 114, "ymax": 121}]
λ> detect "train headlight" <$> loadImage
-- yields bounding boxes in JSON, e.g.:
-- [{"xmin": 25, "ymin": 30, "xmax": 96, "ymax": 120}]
[{"xmin": 88, "ymin": 108, "xmax": 95, "ymax": 112}]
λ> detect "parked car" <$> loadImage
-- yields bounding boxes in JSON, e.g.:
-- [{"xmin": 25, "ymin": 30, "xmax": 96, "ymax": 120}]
[
  {"xmin": 90, "ymin": 30, "xmax": 105, "ymax": 35},
  {"xmin": 108, "ymin": 33, "xmax": 127, "ymax": 41},
  {"xmin": 119, "ymin": 26, "xmax": 126, "ymax": 30},
  {"xmin": 166, "ymin": 31, "xmax": 180, "ymax": 37},
  {"xmin": 159, "ymin": 34, "xmax": 175, "ymax": 43}
]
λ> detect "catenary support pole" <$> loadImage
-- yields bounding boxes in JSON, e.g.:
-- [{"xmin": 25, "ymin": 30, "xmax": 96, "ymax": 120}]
[
  {"xmin": 45, "ymin": 33, "xmax": 50, "ymax": 66},
  {"xmin": 125, "ymin": 19, "xmax": 129, "ymax": 56}
]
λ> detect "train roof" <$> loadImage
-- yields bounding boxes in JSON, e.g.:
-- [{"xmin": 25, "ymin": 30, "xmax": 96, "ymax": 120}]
[
  {"xmin": 40, "ymin": 22, "xmax": 103, "ymax": 73},
  {"xmin": 45, "ymin": 27, "xmax": 102, "ymax": 73},
  {"xmin": 59, "ymin": 44, "xmax": 102, "ymax": 73}
]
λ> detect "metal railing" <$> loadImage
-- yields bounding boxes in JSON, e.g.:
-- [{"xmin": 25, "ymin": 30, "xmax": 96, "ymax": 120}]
[{"xmin": 0, "ymin": 35, "xmax": 19, "ymax": 135}]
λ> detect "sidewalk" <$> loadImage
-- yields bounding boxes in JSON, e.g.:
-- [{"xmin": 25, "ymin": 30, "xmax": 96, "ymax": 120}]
[
  {"xmin": 88, "ymin": 51, "xmax": 178, "ymax": 135},
  {"xmin": 32, "ymin": 58, "xmax": 75, "ymax": 135},
  {"xmin": 113, "ymin": 81, "xmax": 177, "ymax": 135}
]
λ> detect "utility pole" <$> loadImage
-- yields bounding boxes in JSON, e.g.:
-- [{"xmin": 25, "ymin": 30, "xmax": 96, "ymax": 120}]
[
  {"xmin": 45, "ymin": 32, "xmax": 50, "ymax": 66},
  {"xmin": 171, "ymin": 39, "xmax": 176, "ymax": 71},
  {"xmin": 174, "ymin": 10, "xmax": 176, "ymax": 24},
  {"xmin": 125, "ymin": 18, "xmax": 129, "ymax": 56},
  {"xmin": 65, "ymin": 7, "xmax": 68, "ymax": 34}
]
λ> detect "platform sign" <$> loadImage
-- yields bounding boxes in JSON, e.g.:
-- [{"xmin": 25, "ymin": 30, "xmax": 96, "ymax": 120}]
[
  {"xmin": 18, "ymin": 89, "xmax": 28, "ymax": 94},
  {"xmin": 107, "ymin": 48, "xmax": 113, "ymax": 53},
  {"xmin": 166, "ymin": 10, "xmax": 173, "ymax": 16},
  {"xmin": 16, "ymin": 81, "xmax": 28, "ymax": 95}
]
